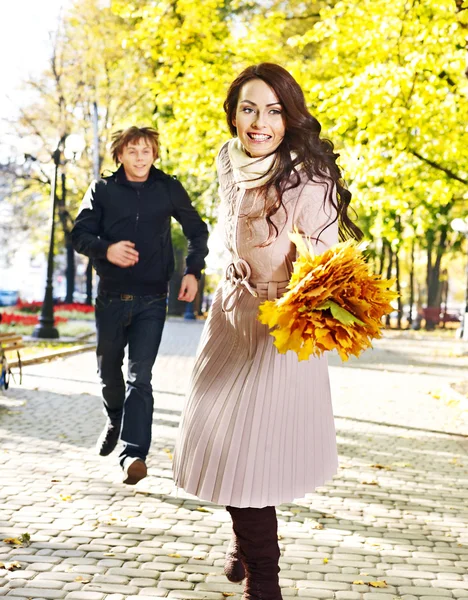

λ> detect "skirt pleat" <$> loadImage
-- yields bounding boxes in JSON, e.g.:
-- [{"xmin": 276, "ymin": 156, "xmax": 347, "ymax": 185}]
[{"xmin": 173, "ymin": 282, "xmax": 338, "ymax": 508}]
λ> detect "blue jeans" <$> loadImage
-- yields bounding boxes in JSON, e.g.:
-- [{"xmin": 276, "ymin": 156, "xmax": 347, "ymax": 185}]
[{"xmin": 95, "ymin": 291, "xmax": 167, "ymax": 466}]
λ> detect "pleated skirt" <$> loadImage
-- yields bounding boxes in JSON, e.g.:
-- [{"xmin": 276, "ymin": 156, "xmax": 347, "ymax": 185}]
[{"xmin": 172, "ymin": 282, "xmax": 338, "ymax": 508}]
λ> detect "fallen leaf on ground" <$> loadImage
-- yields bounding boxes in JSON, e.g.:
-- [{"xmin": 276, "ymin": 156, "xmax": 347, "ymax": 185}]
[
  {"xmin": 103, "ymin": 553, "xmax": 115, "ymax": 557},
  {"xmin": 370, "ymin": 464, "xmax": 393, "ymax": 470},
  {"xmin": 19, "ymin": 533, "xmax": 31, "ymax": 547},
  {"xmin": 361, "ymin": 480, "xmax": 379, "ymax": 485},
  {"xmin": 304, "ymin": 519, "xmax": 324, "ymax": 529},
  {"xmin": 353, "ymin": 580, "xmax": 365, "ymax": 585},
  {"xmin": 168, "ymin": 553, "xmax": 181, "ymax": 558},
  {"xmin": 59, "ymin": 494, "xmax": 72, "ymax": 502},
  {"xmin": 222, "ymin": 594, "xmax": 235, "ymax": 597},
  {"xmin": 196, "ymin": 507, "xmax": 209, "ymax": 513},
  {"xmin": 74, "ymin": 576, "xmax": 90, "ymax": 583},
  {"xmin": 2, "ymin": 537, "xmax": 25, "ymax": 547},
  {"xmin": 163, "ymin": 448, "xmax": 173, "ymax": 460},
  {"xmin": 0, "ymin": 561, "xmax": 22, "ymax": 571},
  {"xmin": 3, "ymin": 538, "xmax": 21, "ymax": 545},
  {"xmin": 323, "ymin": 558, "xmax": 329, "ymax": 564},
  {"xmin": 370, "ymin": 580, "xmax": 387, "ymax": 588}
]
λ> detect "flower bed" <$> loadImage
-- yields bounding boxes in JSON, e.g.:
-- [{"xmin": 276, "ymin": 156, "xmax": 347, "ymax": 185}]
[
  {"xmin": 16, "ymin": 300, "xmax": 94, "ymax": 314},
  {"xmin": 0, "ymin": 312, "xmax": 68, "ymax": 326}
]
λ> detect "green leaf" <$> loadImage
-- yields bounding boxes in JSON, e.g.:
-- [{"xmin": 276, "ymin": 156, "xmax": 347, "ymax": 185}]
[{"xmin": 316, "ymin": 300, "xmax": 365, "ymax": 326}]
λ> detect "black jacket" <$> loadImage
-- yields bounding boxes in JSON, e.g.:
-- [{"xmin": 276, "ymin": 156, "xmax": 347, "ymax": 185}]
[{"xmin": 71, "ymin": 165, "xmax": 209, "ymax": 295}]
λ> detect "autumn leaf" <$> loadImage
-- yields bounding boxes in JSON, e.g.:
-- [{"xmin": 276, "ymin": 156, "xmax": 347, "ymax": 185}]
[
  {"xmin": 258, "ymin": 237, "xmax": 397, "ymax": 361},
  {"xmin": 163, "ymin": 448, "xmax": 173, "ymax": 460},
  {"xmin": 323, "ymin": 558, "xmax": 329, "ymax": 564},
  {"xmin": 75, "ymin": 576, "xmax": 90, "ymax": 583},
  {"xmin": 370, "ymin": 581, "xmax": 387, "ymax": 588},
  {"xmin": 196, "ymin": 507, "xmax": 209, "ymax": 513},
  {"xmin": 59, "ymin": 494, "xmax": 72, "ymax": 502},
  {"xmin": 370, "ymin": 464, "xmax": 393, "ymax": 470},
  {"xmin": 361, "ymin": 480, "xmax": 379, "ymax": 486},
  {"xmin": 353, "ymin": 580, "xmax": 365, "ymax": 585},
  {"xmin": 0, "ymin": 561, "xmax": 22, "ymax": 571},
  {"xmin": 3, "ymin": 538, "xmax": 22, "ymax": 546},
  {"xmin": 168, "ymin": 553, "xmax": 181, "ymax": 558},
  {"xmin": 3, "ymin": 534, "xmax": 30, "ymax": 548},
  {"xmin": 304, "ymin": 519, "xmax": 324, "ymax": 530},
  {"xmin": 103, "ymin": 553, "xmax": 115, "ymax": 557},
  {"xmin": 222, "ymin": 594, "xmax": 235, "ymax": 597}
]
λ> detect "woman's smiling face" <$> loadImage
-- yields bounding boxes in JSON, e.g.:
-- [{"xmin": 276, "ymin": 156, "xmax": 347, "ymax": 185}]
[{"xmin": 233, "ymin": 78, "xmax": 285, "ymax": 157}]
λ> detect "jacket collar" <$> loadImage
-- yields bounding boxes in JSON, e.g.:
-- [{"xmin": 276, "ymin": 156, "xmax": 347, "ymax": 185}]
[{"xmin": 113, "ymin": 164, "xmax": 167, "ymax": 186}]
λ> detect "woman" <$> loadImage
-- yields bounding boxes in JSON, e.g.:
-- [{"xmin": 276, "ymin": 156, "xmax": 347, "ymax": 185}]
[{"xmin": 173, "ymin": 63, "xmax": 362, "ymax": 600}]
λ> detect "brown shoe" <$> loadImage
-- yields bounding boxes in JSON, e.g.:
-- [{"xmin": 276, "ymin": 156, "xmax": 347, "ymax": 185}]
[
  {"xmin": 123, "ymin": 458, "xmax": 147, "ymax": 485},
  {"xmin": 224, "ymin": 532, "xmax": 246, "ymax": 582}
]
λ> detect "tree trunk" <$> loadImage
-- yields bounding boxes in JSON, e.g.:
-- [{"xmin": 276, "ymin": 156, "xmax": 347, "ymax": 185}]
[
  {"xmin": 65, "ymin": 238, "xmax": 75, "ymax": 304},
  {"xmin": 57, "ymin": 172, "xmax": 75, "ymax": 303},
  {"xmin": 425, "ymin": 223, "xmax": 450, "ymax": 330},
  {"xmin": 385, "ymin": 242, "xmax": 394, "ymax": 328},
  {"xmin": 168, "ymin": 247, "xmax": 186, "ymax": 316},
  {"xmin": 378, "ymin": 238, "xmax": 385, "ymax": 276},
  {"xmin": 408, "ymin": 238, "xmax": 415, "ymax": 327},
  {"xmin": 395, "ymin": 246, "xmax": 402, "ymax": 329},
  {"xmin": 86, "ymin": 260, "xmax": 93, "ymax": 305}
]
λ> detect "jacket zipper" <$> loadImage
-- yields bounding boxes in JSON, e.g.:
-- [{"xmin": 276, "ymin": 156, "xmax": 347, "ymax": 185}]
[{"xmin": 135, "ymin": 188, "xmax": 140, "ymax": 234}]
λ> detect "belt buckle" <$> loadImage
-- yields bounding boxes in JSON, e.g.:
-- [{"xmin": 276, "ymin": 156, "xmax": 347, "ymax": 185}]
[{"xmin": 121, "ymin": 294, "xmax": 134, "ymax": 301}]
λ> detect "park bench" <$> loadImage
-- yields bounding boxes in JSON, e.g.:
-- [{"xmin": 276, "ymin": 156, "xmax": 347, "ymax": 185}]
[
  {"xmin": 422, "ymin": 307, "xmax": 461, "ymax": 325},
  {"xmin": 0, "ymin": 332, "xmax": 24, "ymax": 390}
]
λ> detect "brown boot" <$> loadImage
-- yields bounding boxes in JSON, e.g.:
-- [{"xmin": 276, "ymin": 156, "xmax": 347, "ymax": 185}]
[
  {"xmin": 224, "ymin": 531, "xmax": 246, "ymax": 582},
  {"xmin": 227, "ymin": 505, "xmax": 282, "ymax": 600}
]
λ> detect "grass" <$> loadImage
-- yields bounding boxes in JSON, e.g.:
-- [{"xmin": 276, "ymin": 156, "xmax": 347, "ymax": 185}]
[
  {"xmin": 55, "ymin": 310, "xmax": 95, "ymax": 321},
  {"xmin": 0, "ymin": 321, "xmax": 95, "ymax": 338}
]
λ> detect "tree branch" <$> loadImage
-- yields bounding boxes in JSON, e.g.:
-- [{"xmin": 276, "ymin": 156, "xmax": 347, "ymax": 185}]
[
  {"xmin": 284, "ymin": 12, "xmax": 320, "ymax": 21},
  {"xmin": 409, "ymin": 149, "xmax": 468, "ymax": 184}
]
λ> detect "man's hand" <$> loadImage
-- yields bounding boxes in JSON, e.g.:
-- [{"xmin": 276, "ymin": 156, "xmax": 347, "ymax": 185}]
[
  {"xmin": 106, "ymin": 241, "xmax": 139, "ymax": 267},
  {"xmin": 178, "ymin": 274, "xmax": 198, "ymax": 302}
]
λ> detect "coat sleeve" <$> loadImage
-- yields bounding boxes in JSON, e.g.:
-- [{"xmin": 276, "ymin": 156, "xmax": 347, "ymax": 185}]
[
  {"xmin": 292, "ymin": 179, "xmax": 338, "ymax": 255},
  {"xmin": 168, "ymin": 178, "xmax": 209, "ymax": 279},
  {"xmin": 71, "ymin": 181, "xmax": 111, "ymax": 259}
]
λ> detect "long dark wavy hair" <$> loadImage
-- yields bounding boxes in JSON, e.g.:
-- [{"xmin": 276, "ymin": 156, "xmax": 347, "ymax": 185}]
[{"xmin": 223, "ymin": 63, "xmax": 363, "ymax": 244}]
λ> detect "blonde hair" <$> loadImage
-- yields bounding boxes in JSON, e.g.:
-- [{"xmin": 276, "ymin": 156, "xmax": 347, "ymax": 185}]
[{"xmin": 110, "ymin": 126, "xmax": 159, "ymax": 165}]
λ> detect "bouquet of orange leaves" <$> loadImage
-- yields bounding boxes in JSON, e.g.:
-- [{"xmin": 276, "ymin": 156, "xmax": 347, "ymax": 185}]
[{"xmin": 258, "ymin": 231, "xmax": 398, "ymax": 361}]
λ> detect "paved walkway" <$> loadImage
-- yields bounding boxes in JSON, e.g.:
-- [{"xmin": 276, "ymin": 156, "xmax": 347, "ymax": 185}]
[{"xmin": 1, "ymin": 320, "xmax": 468, "ymax": 600}]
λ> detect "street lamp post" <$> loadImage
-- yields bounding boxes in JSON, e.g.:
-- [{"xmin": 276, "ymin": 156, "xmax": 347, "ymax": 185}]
[
  {"xmin": 32, "ymin": 145, "xmax": 62, "ymax": 339},
  {"xmin": 32, "ymin": 134, "xmax": 85, "ymax": 339},
  {"xmin": 451, "ymin": 217, "xmax": 468, "ymax": 341}
]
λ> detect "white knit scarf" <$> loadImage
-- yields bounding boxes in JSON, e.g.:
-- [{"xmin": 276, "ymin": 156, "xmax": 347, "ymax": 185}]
[{"xmin": 227, "ymin": 138, "xmax": 277, "ymax": 189}]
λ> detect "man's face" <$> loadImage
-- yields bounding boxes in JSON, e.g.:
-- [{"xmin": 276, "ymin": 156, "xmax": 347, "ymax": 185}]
[{"xmin": 118, "ymin": 138, "xmax": 156, "ymax": 182}]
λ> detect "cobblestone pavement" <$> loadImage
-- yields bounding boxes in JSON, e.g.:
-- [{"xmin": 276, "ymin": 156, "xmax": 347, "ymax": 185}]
[{"xmin": 1, "ymin": 320, "xmax": 468, "ymax": 600}]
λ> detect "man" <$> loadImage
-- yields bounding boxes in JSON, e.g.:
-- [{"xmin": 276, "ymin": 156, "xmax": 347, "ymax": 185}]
[{"xmin": 72, "ymin": 126, "xmax": 209, "ymax": 485}]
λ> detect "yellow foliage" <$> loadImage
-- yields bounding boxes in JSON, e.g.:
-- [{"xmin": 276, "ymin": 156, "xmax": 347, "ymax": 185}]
[{"xmin": 258, "ymin": 231, "xmax": 398, "ymax": 361}]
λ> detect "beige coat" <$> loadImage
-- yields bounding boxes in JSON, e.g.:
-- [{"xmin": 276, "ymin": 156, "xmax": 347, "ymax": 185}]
[{"xmin": 173, "ymin": 143, "xmax": 339, "ymax": 508}]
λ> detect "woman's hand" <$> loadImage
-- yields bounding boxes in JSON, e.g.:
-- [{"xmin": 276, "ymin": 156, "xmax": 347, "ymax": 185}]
[{"xmin": 178, "ymin": 274, "xmax": 199, "ymax": 302}]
